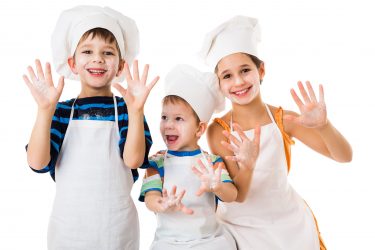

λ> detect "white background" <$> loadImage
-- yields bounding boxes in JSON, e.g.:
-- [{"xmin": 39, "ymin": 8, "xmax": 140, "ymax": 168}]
[{"xmin": 0, "ymin": 0, "xmax": 374, "ymax": 249}]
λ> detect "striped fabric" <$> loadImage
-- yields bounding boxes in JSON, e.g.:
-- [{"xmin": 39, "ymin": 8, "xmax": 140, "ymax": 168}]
[
  {"xmin": 26, "ymin": 96, "xmax": 153, "ymax": 182},
  {"xmin": 139, "ymin": 149, "xmax": 233, "ymax": 201}
]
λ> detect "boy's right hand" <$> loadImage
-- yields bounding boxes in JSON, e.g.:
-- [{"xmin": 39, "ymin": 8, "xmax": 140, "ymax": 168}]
[
  {"xmin": 23, "ymin": 59, "xmax": 64, "ymax": 111},
  {"xmin": 156, "ymin": 185, "xmax": 194, "ymax": 215}
]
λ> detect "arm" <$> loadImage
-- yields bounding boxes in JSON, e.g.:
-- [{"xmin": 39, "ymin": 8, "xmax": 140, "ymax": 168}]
[
  {"xmin": 23, "ymin": 59, "xmax": 64, "ymax": 170},
  {"xmin": 113, "ymin": 61, "xmax": 159, "ymax": 169},
  {"xmin": 207, "ymin": 122, "xmax": 260, "ymax": 202},
  {"xmin": 284, "ymin": 81, "xmax": 352, "ymax": 163}
]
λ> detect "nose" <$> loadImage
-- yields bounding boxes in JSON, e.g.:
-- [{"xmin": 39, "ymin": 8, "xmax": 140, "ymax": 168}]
[
  {"xmin": 92, "ymin": 53, "xmax": 104, "ymax": 63},
  {"xmin": 234, "ymin": 75, "xmax": 244, "ymax": 86}
]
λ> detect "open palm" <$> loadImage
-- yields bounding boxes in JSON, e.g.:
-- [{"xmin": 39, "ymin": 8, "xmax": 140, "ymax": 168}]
[{"xmin": 23, "ymin": 59, "xmax": 64, "ymax": 110}]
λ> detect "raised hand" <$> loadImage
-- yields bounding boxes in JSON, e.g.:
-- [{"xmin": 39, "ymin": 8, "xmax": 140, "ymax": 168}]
[
  {"xmin": 23, "ymin": 59, "xmax": 65, "ymax": 110},
  {"xmin": 192, "ymin": 156, "xmax": 222, "ymax": 196},
  {"xmin": 112, "ymin": 60, "xmax": 159, "ymax": 112},
  {"xmin": 221, "ymin": 123, "xmax": 260, "ymax": 171},
  {"xmin": 285, "ymin": 81, "xmax": 327, "ymax": 128},
  {"xmin": 156, "ymin": 185, "xmax": 194, "ymax": 215}
]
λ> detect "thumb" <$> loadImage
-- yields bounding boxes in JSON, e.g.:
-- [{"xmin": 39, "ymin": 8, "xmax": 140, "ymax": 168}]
[{"xmin": 112, "ymin": 83, "xmax": 127, "ymax": 97}]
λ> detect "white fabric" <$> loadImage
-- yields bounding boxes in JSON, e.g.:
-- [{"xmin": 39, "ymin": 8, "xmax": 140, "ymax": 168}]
[
  {"xmin": 199, "ymin": 16, "xmax": 261, "ymax": 68},
  {"xmin": 51, "ymin": 5, "xmax": 139, "ymax": 81},
  {"xmin": 150, "ymin": 151, "xmax": 236, "ymax": 250},
  {"xmin": 48, "ymin": 96, "xmax": 139, "ymax": 250},
  {"xmin": 164, "ymin": 64, "xmax": 224, "ymax": 122},
  {"xmin": 216, "ymin": 105, "xmax": 320, "ymax": 250}
]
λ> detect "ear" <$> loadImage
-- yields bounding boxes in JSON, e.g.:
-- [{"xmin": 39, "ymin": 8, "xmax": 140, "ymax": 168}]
[
  {"xmin": 259, "ymin": 62, "xmax": 265, "ymax": 83},
  {"xmin": 67, "ymin": 56, "xmax": 78, "ymax": 75},
  {"xmin": 116, "ymin": 59, "xmax": 125, "ymax": 77},
  {"xmin": 196, "ymin": 122, "xmax": 208, "ymax": 138}
]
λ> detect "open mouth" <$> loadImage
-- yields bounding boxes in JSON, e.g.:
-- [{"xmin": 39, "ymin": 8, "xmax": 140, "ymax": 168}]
[
  {"xmin": 87, "ymin": 68, "xmax": 107, "ymax": 76},
  {"xmin": 166, "ymin": 135, "xmax": 179, "ymax": 145}
]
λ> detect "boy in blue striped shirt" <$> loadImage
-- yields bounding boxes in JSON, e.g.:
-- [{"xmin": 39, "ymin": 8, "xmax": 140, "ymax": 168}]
[{"xmin": 23, "ymin": 6, "xmax": 158, "ymax": 249}]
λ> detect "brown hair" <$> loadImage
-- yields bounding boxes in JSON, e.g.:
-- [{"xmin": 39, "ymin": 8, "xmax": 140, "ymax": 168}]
[
  {"xmin": 162, "ymin": 95, "xmax": 200, "ymax": 124},
  {"xmin": 78, "ymin": 28, "xmax": 121, "ymax": 59}
]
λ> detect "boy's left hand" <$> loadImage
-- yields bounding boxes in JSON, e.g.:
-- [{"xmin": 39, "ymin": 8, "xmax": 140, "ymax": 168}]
[
  {"xmin": 192, "ymin": 156, "xmax": 223, "ymax": 196},
  {"xmin": 112, "ymin": 60, "xmax": 159, "ymax": 112},
  {"xmin": 285, "ymin": 81, "xmax": 328, "ymax": 128}
]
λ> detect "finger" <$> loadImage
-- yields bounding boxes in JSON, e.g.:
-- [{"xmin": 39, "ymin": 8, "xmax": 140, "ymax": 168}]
[
  {"xmin": 306, "ymin": 81, "xmax": 317, "ymax": 103},
  {"xmin": 224, "ymin": 155, "xmax": 238, "ymax": 162},
  {"xmin": 216, "ymin": 162, "xmax": 223, "ymax": 177},
  {"xmin": 27, "ymin": 65, "xmax": 38, "ymax": 83},
  {"xmin": 44, "ymin": 62, "xmax": 54, "ymax": 87},
  {"xmin": 297, "ymin": 81, "xmax": 311, "ymax": 103},
  {"xmin": 56, "ymin": 76, "xmax": 65, "ymax": 96},
  {"xmin": 232, "ymin": 123, "xmax": 249, "ymax": 142},
  {"xmin": 191, "ymin": 166, "xmax": 203, "ymax": 177},
  {"xmin": 197, "ymin": 158, "xmax": 209, "ymax": 173},
  {"xmin": 253, "ymin": 125, "xmax": 261, "ymax": 146},
  {"xmin": 123, "ymin": 62, "xmax": 133, "ymax": 82},
  {"xmin": 141, "ymin": 64, "xmax": 149, "ymax": 83},
  {"xmin": 133, "ymin": 60, "xmax": 139, "ymax": 81},
  {"xmin": 35, "ymin": 59, "xmax": 45, "ymax": 81},
  {"xmin": 112, "ymin": 83, "xmax": 127, "ymax": 97},
  {"xmin": 176, "ymin": 189, "xmax": 186, "ymax": 203},
  {"xmin": 220, "ymin": 140, "xmax": 239, "ymax": 155},
  {"xmin": 290, "ymin": 88, "xmax": 304, "ymax": 109},
  {"xmin": 23, "ymin": 75, "xmax": 33, "ymax": 90},
  {"xmin": 147, "ymin": 76, "xmax": 160, "ymax": 92},
  {"xmin": 162, "ymin": 188, "xmax": 168, "ymax": 198},
  {"xmin": 195, "ymin": 187, "xmax": 205, "ymax": 196},
  {"xmin": 222, "ymin": 130, "xmax": 242, "ymax": 147},
  {"xmin": 180, "ymin": 204, "xmax": 194, "ymax": 215},
  {"xmin": 319, "ymin": 84, "xmax": 325, "ymax": 104},
  {"xmin": 170, "ymin": 185, "xmax": 177, "ymax": 196}
]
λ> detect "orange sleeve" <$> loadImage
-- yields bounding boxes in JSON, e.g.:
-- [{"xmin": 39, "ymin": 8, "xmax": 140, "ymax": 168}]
[{"xmin": 274, "ymin": 107, "xmax": 295, "ymax": 172}]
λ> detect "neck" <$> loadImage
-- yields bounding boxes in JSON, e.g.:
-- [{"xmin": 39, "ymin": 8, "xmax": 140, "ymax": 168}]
[
  {"xmin": 231, "ymin": 95, "xmax": 269, "ymax": 129},
  {"xmin": 79, "ymin": 86, "xmax": 112, "ymax": 98}
]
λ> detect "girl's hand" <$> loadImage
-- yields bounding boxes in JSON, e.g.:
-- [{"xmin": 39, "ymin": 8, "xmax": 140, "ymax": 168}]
[
  {"xmin": 157, "ymin": 185, "xmax": 194, "ymax": 215},
  {"xmin": 112, "ymin": 60, "xmax": 159, "ymax": 113},
  {"xmin": 192, "ymin": 156, "xmax": 223, "ymax": 196},
  {"xmin": 285, "ymin": 81, "xmax": 327, "ymax": 128},
  {"xmin": 23, "ymin": 59, "xmax": 65, "ymax": 110},
  {"xmin": 221, "ymin": 123, "xmax": 260, "ymax": 171}
]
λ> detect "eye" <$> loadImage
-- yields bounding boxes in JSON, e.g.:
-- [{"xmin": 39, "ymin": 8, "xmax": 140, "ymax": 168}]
[
  {"xmin": 175, "ymin": 117, "xmax": 184, "ymax": 121},
  {"xmin": 241, "ymin": 68, "xmax": 250, "ymax": 73},
  {"xmin": 222, "ymin": 74, "xmax": 231, "ymax": 80},
  {"xmin": 104, "ymin": 51, "xmax": 115, "ymax": 56},
  {"xmin": 82, "ymin": 50, "xmax": 92, "ymax": 54},
  {"xmin": 161, "ymin": 115, "xmax": 167, "ymax": 121}
]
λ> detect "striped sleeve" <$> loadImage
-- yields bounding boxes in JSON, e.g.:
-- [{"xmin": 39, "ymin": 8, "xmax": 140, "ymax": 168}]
[
  {"xmin": 139, "ymin": 154, "xmax": 165, "ymax": 201},
  {"xmin": 209, "ymin": 153, "xmax": 233, "ymax": 183},
  {"xmin": 26, "ymin": 102, "xmax": 68, "ymax": 181}
]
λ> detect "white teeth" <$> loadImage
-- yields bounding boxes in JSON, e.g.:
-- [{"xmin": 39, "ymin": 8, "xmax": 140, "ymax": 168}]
[
  {"xmin": 88, "ymin": 69, "xmax": 106, "ymax": 74},
  {"xmin": 234, "ymin": 88, "xmax": 248, "ymax": 95}
]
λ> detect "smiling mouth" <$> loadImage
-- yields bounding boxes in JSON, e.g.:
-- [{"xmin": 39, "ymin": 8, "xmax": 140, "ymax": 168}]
[
  {"xmin": 232, "ymin": 86, "xmax": 252, "ymax": 96},
  {"xmin": 87, "ymin": 69, "xmax": 107, "ymax": 75}
]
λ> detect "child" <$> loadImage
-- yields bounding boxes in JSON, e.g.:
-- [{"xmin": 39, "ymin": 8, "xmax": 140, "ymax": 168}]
[
  {"xmin": 139, "ymin": 64, "xmax": 238, "ymax": 250},
  {"xmin": 23, "ymin": 6, "xmax": 158, "ymax": 249},
  {"xmin": 199, "ymin": 16, "xmax": 352, "ymax": 250}
]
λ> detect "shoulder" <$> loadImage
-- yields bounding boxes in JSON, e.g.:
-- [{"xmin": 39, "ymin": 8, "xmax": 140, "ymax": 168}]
[{"xmin": 207, "ymin": 112, "xmax": 231, "ymax": 138}]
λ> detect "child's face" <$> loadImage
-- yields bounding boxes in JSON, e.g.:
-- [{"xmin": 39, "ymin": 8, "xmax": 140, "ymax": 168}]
[
  {"xmin": 160, "ymin": 101, "xmax": 202, "ymax": 151},
  {"xmin": 68, "ymin": 34, "xmax": 124, "ymax": 93},
  {"xmin": 216, "ymin": 53, "xmax": 264, "ymax": 105}
]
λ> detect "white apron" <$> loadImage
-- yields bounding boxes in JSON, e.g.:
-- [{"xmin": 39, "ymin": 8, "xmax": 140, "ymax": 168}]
[
  {"xmin": 217, "ymin": 105, "xmax": 320, "ymax": 250},
  {"xmin": 150, "ymin": 151, "xmax": 236, "ymax": 250},
  {"xmin": 48, "ymin": 96, "xmax": 139, "ymax": 250}
]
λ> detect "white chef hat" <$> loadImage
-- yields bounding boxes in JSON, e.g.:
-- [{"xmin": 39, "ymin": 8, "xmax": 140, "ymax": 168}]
[
  {"xmin": 51, "ymin": 5, "xmax": 139, "ymax": 81},
  {"xmin": 164, "ymin": 64, "xmax": 225, "ymax": 123},
  {"xmin": 199, "ymin": 16, "xmax": 261, "ymax": 68}
]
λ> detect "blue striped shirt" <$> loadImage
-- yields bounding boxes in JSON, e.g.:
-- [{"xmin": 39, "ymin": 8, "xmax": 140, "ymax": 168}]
[{"xmin": 26, "ymin": 96, "xmax": 152, "ymax": 182}]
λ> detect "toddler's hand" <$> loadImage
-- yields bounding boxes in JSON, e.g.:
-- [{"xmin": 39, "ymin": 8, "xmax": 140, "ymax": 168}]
[
  {"xmin": 285, "ymin": 81, "xmax": 327, "ymax": 128},
  {"xmin": 112, "ymin": 60, "xmax": 159, "ymax": 113},
  {"xmin": 221, "ymin": 123, "xmax": 260, "ymax": 171},
  {"xmin": 23, "ymin": 59, "xmax": 64, "ymax": 110},
  {"xmin": 192, "ymin": 156, "xmax": 222, "ymax": 196},
  {"xmin": 157, "ymin": 185, "xmax": 193, "ymax": 215}
]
